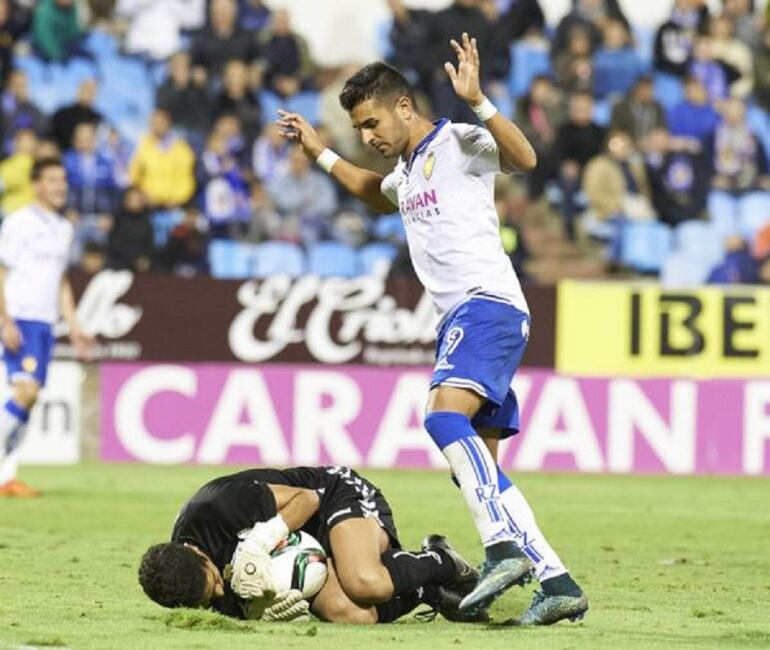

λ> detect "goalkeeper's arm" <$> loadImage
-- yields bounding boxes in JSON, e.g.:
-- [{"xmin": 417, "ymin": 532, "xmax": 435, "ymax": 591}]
[{"xmin": 267, "ymin": 484, "xmax": 321, "ymax": 533}]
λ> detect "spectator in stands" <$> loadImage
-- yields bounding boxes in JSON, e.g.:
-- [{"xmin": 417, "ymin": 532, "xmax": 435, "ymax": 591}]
[
  {"xmin": 252, "ymin": 121, "xmax": 290, "ymax": 183},
  {"xmin": 654, "ymin": 0, "xmax": 710, "ymax": 78},
  {"xmin": 515, "ymin": 75, "xmax": 565, "ymax": 199},
  {"xmin": 239, "ymin": 0, "xmax": 271, "ymax": 33},
  {"xmin": 118, "ymin": 0, "xmax": 206, "ymax": 61},
  {"xmin": 710, "ymin": 13, "xmax": 753, "ymax": 98},
  {"xmin": 386, "ymin": 0, "xmax": 433, "ymax": 94},
  {"xmin": 31, "ymin": 0, "xmax": 82, "ymax": 62},
  {"xmin": 211, "ymin": 113, "xmax": 249, "ymax": 170},
  {"xmin": 553, "ymin": 91, "xmax": 607, "ymax": 239},
  {"xmin": 712, "ymin": 98, "xmax": 769, "ymax": 194},
  {"xmin": 214, "ymin": 59, "xmax": 262, "ymax": 142},
  {"xmin": 582, "ymin": 129, "xmax": 656, "ymax": 257},
  {"xmin": 723, "ymin": 0, "xmax": 762, "ymax": 50},
  {"xmin": 191, "ymin": 0, "xmax": 258, "ymax": 78},
  {"xmin": 156, "ymin": 51, "xmax": 213, "ymax": 146},
  {"xmin": 707, "ymin": 236, "xmax": 758, "ymax": 284},
  {"xmin": 64, "ymin": 122, "xmax": 118, "ymax": 228},
  {"xmin": 79, "ymin": 240, "xmax": 106, "ymax": 273},
  {"xmin": 0, "ymin": 70, "xmax": 46, "ymax": 152},
  {"xmin": 592, "ymin": 19, "xmax": 645, "ymax": 99},
  {"xmin": 162, "ymin": 203, "xmax": 208, "ymax": 275},
  {"xmin": 259, "ymin": 9, "xmax": 313, "ymax": 99},
  {"xmin": 551, "ymin": 0, "xmax": 630, "ymax": 60},
  {"xmin": 103, "ymin": 126, "xmax": 132, "ymax": 189},
  {"xmin": 756, "ymin": 24, "xmax": 770, "ymax": 112},
  {"xmin": 129, "ymin": 108, "xmax": 196, "ymax": 208},
  {"xmin": 667, "ymin": 76, "xmax": 720, "ymax": 146},
  {"xmin": 426, "ymin": 0, "xmax": 494, "ymax": 123},
  {"xmin": 238, "ymin": 178, "xmax": 284, "ymax": 242},
  {"xmin": 0, "ymin": 128, "xmax": 35, "ymax": 216},
  {"xmin": 689, "ymin": 34, "xmax": 733, "ymax": 103},
  {"xmin": 49, "ymin": 79, "xmax": 102, "ymax": 152},
  {"xmin": 493, "ymin": 0, "xmax": 546, "ymax": 45},
  {"xmin": 267, "ymin": 145, "xmax": 338, "ymax": 244},
  {"xmin": 643, "ymin": 127, "xmax": 711, "ymax": 225},
  {"xmin": 0, "ymin": 0, "xmax": 31, "ymax": 84},
  {"xmin": 199, "ymin": 129, "xmax": 250, "ymax": 237},
  {"xmin": 331, "ymin": 208, "xmax": 370, "ymax": 248},
  {"xmin": 553, "ymin": 26, "xmax": 594, "ymax": 94},
  {"xmin": 496, "ymin": 189, "xmax": 531, "ymax": 281},
  {"xmin": 107, "ymin": 186, "xmax": 155, "ymax": 272},
  {"xmin": 610, "ymin": 75, "xmax": 667, "ymax": 143}
]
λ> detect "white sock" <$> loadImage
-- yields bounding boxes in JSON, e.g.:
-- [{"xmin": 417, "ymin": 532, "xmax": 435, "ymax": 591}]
[
  {"xmin": 498, "ymin": 475, "xmax": 567, "ymax": 582},
  {"xmin": 0, "ymin": 444, "xmax": 21, "ymax": 485},
  {"xmin": 0, "ymin": 400, "xmax": 29, "ymax": 485},
  {"xmin": 442, "ymin": 436, "xmax": 514, "ymax": 547}
]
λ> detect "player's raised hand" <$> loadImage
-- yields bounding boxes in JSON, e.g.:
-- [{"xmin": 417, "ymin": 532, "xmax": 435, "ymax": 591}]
[
  {"xmin": 444, "ymin": 32, "xmax": 484, "ymax": 106},
  {"xmin": 276, "ymin": 110, "xmax": 325, "ymax": 160}
]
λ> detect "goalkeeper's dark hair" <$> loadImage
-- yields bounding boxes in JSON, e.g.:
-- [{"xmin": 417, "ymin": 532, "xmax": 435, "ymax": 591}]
[
  {"xmin": 138, "ymin": 542, "xmax": 208, "ymax": 608},
  {"xmin": 339, "ymin": 62, "xmax": 417, "ymax": 112}
]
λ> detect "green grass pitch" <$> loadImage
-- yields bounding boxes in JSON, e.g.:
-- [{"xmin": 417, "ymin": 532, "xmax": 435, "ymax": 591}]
[{"xmin": 1, "ymin": 464, "xmax": 769, "ymax": 650}]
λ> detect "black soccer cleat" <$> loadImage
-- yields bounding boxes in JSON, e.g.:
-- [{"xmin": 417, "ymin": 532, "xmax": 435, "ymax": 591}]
[
  {"xmin": 458, "ymin": 556, "xmax": 535, "ymax": 613},
  {"xmin": 508, "ymin": 590, "xmax": 589, "ymax": 626},
  {"xmin": 421, "ymin": 534, "xmax": 478, "ymax": 587}
]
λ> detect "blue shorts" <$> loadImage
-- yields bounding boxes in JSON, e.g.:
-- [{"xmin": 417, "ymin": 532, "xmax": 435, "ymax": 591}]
[
  {"xmin": 431, "ymin": 296, "xmax": 530, "ymax": 439},
  {"xmin": 3, "ymin": 319, "xmax": 55, "ymax": 386}
]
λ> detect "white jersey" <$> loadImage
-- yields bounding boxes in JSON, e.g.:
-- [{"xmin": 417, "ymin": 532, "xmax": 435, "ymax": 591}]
[
  {"xmin": 381, "ymin": 120, "xmax": 528, "ymax": 323},
  {"xmin": 0, "ymin": 205, "xmax": 74, "ymax": 324}
]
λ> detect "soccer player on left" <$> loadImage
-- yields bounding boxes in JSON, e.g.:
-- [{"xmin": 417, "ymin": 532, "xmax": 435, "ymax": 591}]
[{"xmin": 0, "ymin": 157, "xmax": 93, "ymax": 497}]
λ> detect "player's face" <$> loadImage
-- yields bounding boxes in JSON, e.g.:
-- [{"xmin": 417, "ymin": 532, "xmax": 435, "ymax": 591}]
[
  {"xmin": 349, "ymin": 98, "xmax": 409, "ymax": 159},
  {"xmin": 34, "ymin": 166, "xmax": 68, "ymax": 211},
  {"xmin": 187, "ymin": 546, "xmax": 225, "ymax": 607}
]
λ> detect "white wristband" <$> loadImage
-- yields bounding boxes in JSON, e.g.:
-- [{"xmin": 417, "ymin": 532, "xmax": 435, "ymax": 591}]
[
  {"xmin": 316, "ymin": 148, "xmax": 341, "ymax": 174},
  {"xmin": 471, "ymin": 97, "xmax": 498, "ymax": 122},
  {"xmin": 246, "ymin": 514, "xmax": 289, "ymax": 553}
]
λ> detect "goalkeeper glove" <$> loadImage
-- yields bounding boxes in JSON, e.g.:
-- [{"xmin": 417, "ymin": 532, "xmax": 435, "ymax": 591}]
[{"xmin": 230, "ymin": 515, "xmax": 289, "ymax": 600}]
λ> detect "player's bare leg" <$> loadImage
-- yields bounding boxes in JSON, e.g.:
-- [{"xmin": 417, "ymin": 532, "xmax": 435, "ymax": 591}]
[
  {"xmin": 0, "ymin": 379, "xmax": 40, "ymax": 498},
  {"xmin": 311, "ymin": 559, "xmax": 378, "ymax": 624},
  {"xmin": 424, "ymin": 386, "xmax": 534, "ymax": 613},
  {"xmin": 329, "ymin": 517, "xmax": 476, "ymax": 623},
  {"xmin": 479, "ymin": 429, "xmax": 588, "ymax": 625}
]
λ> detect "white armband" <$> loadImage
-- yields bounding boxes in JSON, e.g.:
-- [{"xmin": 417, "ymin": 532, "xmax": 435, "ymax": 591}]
[
  {"xmin": 471, "ymin": 97, "xmax": 498, "ymax": 122},
  {"xmin": 316, "ymin": 148, "xmax": 341, "ymax": 174}
]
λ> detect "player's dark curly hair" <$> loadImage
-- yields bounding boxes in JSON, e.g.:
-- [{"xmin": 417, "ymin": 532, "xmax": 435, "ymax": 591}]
[
  {"xmin": 339, "ymin": 62, "xmax": 417, "ymax": 112},
  {"xmin": 138, "ymin": 542, "xmax": 208, "ymax": 608}
]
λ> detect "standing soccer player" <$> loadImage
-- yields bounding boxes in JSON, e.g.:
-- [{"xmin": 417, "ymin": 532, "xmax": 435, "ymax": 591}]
[
  {"xmin": 0, "ymin": 157, "xmax": 92, "ymax": 497},
  {"xmin": 277, "ymin": 34, "xmax": 587, "ymax": 625}
]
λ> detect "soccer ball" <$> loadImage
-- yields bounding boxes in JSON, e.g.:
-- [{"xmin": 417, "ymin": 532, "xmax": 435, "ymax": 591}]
[{"xmin": 270, "ymin": 531, "xmax": 328, "ymax": 599}]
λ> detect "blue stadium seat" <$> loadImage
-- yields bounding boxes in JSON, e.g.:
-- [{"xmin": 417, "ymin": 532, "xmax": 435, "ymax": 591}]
[
  {"xmin": 287, "ymin": 91, "xmax": 321, "ymax": 125},
  {"xmin": 653, "ymin": 73, "xmax": 683, "ymax": 109},
  {"xmin": 660, "ymin": 251, "xmax": 714, "ymax": 287},
  {"xmin": 373, "ymin": 214, "xmax": 406, "ymax": 243},
  {"xmin": 707, "ymin": 190, "xmax": 739, "ymax": 241},
  {"xmin": 259, "ymin": 90, "xmax": 283, "ymax": 122},
  {"xmin": 151, "ymin": 210, "xmax": 184, "ymax": 247},
  {"xmin": 737, "ymin": 192, "xmax": 770, "ymax": 240},
  {"xmin": 746, "ymin": 103, "xmax": 770, "ymax": 159},
  {"xmin": 674, "ymin": 220, "xmax": 724, "ymax": 265},
  {"xmin": 84, "ymin": 29, "xmax": 119, "ymax": 60},
  {"xmin": 254, "ymin": 241, "xmax": 306, "ymax": 277},
  {"xmin": 376, "ymin": 19, "xmax": 395, "ymax": 59},
  {"xmin": 592, "ymin": 99, "xmax": 612, "ymax": 127},
  {"xmin": 620, "ymin": 220, "xmax": 672, "ymax": 272},
  {"xmin": 632, "ymin": 25, "xmax": 655, "ymax": 71},
  {"xmin": 358, "ymin": 242, "xmax": 398, "ymax": 276},
  {"xmin": 509, "ymin": 41, "xmax": 551, "ymax": 98},
  {"xmin": 14, "ymin": 55, "xmax": 46, "ymax": 84},
  {"xmin": 307, "ymin": 241, "xmax": 358, "ymax": 277},
  {"xmin": 209, "ymin": 240, "xmax": 257, "ymax": 279}
]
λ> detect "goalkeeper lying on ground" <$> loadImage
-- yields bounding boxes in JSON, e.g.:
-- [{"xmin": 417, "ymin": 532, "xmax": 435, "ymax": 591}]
[{"xmin": 138, "ymin": 466, "xmax": 486, "ymax": 624}]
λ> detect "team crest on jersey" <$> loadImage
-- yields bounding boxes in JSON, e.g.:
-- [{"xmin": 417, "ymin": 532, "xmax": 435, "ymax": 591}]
[
  {"xmin": 21, "ymin": 356, "xmax": 38, "ymax": 373},
  {"xmin": 423, "ymin": 152, "xmax": 436, "ymax": 180}
]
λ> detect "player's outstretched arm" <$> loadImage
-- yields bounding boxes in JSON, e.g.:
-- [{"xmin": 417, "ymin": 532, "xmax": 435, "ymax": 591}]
[
  {"xmin": 445, "ymin": 32, "xmax": 537, "ymax": 173},
  {"xmin": 276, "ymin": 110, "xmax": 397, "ymax": 214}
]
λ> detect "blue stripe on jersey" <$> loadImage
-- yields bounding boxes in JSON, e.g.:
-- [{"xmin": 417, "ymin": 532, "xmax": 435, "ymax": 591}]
[{"xmin": 405, "ymin": 118, "xmax": 449, "ymax": 174}]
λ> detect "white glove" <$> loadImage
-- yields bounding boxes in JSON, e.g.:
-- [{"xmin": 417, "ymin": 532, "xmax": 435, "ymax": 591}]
[
  {"xmin": 241, "ymin": 589, "xmax": 311, "ymax": 622},
  {"xmin": 230, "ymin": 515, "xmax": 289, "ymax": 600}
]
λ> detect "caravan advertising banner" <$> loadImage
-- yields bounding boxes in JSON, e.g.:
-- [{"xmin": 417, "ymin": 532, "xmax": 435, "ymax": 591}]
[
  {"xmin": 101, "ymin": 364, "xmax": 770, "ymax": 475},
  {"xmin": 556, "ymin": 281, "xmax": 770, "ymax": 378}
]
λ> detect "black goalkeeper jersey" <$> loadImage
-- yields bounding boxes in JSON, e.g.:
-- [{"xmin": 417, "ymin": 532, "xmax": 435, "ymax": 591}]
[{"xmin": 170, "ymin": 466, "xmax": 397, "ymax": 618}]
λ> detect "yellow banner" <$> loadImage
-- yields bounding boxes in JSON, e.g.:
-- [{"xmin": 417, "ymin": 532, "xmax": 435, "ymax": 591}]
[{"xmin": 556, "ymin": 281, "xmax": 770, "ymax": 378}]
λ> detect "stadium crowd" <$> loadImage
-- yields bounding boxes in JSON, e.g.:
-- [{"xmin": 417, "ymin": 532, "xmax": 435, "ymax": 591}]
[{"xmin": 1, "ymin": 0, "xmax": 770, "ymax": 284}]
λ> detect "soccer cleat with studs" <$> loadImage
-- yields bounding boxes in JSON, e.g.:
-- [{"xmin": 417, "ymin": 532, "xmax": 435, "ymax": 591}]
[
  {"xmin": 458, "ymin": 556, "xmax": 535, "ymax": 613},
  {"xmin": 508, "ymin": 590, "xmax": 589, "ymax": 626}
]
